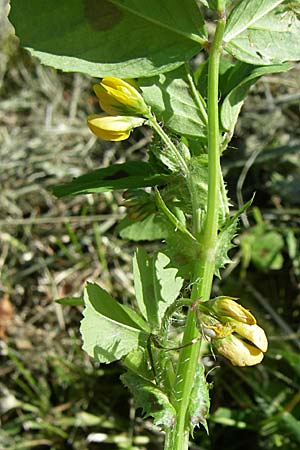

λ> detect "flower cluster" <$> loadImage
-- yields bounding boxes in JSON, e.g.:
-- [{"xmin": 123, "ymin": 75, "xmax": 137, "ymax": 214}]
[
  {"xmin": 87, "ymin": 77, "xmax": 148, "ymax": 141},
  {"xmin": 200, "ymin": 296, "xmax": 268, "ymax": 366}
]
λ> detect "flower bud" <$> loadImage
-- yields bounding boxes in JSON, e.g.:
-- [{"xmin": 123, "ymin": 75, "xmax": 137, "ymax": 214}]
[
  {"xmin": 214, "ymin": 334, "xmax": 264, "ymax": 367},
  {"xmin": 94, "ymin": 77, "xmax": 149, "ymax": 116},
  {"xmin": 87, "ymin": 114, "xmax": 145, "ymax": 141},
  {"xmin": 210, "ymin": 296, "xmax": 256, "ymax": 325}
]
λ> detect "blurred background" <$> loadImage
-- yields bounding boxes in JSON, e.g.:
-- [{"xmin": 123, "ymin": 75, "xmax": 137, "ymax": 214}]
[{"xmin": 1, "ymin": 2, "xmax": 300, "ymax": 449}]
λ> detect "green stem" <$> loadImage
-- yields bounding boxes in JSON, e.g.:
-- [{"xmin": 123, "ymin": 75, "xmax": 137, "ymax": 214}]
[
  {"xmin": 164, "ymin": 14, "xmax": 226, "ymax": 450},
  {"xmin": 200, "ymin": 14, "xmax": 225, "ymax": 298}
]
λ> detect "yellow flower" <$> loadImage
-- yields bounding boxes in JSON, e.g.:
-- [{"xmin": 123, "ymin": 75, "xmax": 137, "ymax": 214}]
[
  {"xmin": 214, "ymin": 323, "xmax": 268, "ymax": 366},
  {"xmin": 210, "ymin": 296, "xmax": 256, "ymax": 325},
  {"xmin": 94, "ymin": 77, "xmax": 148, "ymax": 116},
  {"xmin": 214, "ymin": 334, "xmax": 264, "ymax": 366},
  {"xmin": 234, "ymin": 322, "xmax": 268, "ymax": 353},
  {"xmin": 87, "ymin": 114, "xmax": 145, "ymax": 141}
]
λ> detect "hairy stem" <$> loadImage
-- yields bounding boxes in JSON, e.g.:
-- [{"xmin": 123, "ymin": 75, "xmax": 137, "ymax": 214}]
[{"xmin": 164, "ymin": 13, "xmax": 226, "ymax": 450}]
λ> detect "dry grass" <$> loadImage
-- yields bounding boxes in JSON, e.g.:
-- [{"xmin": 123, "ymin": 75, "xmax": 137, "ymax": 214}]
[{"xmin": 0, "ymin": 9, "xmax": 155, "ymax": 448}]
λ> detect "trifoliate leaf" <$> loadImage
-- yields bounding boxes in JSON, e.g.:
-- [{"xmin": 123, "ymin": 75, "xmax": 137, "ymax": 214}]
[
  {"xmin": 80, "ymin": 283, "xmax": 149, "ymax": 363},
  {"xmin": 121, "ymin": 371, "xmax": 176, "ymax": 429}
]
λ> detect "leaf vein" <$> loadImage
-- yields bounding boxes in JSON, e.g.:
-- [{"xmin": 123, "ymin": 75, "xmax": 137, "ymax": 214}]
[
  {"xmin": 224, "ymin": 0, "xmax": 284, "ymax": 42},
  {"xmin": 108, "ymin": 0, "xmax": 205, "ymax": 45}
]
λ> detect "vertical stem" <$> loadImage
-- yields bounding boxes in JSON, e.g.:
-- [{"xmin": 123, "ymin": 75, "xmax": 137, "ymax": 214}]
[
  {"xmin": 164, "ymin": 13, "xmax": 226, "ymax": 450},
  {"xmin": 199, "ymin": 14, "xmax": 225, "ymax": 299}
]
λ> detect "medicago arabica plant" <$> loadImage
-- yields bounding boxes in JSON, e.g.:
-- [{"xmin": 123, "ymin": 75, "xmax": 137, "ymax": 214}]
[{"xmin": 9, "ymin": 1, "xmax": 300, "ymax": 449}]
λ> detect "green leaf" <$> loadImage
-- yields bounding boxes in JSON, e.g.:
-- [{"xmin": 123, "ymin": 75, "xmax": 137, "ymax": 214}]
[
  {"xmin": 214, "ymin": 219, "xmax": 237, "ymax": 277},
  {"xmin": 150, "ymin": 135, "xmax": 191, "ymax": 173},
  {"xmin": 140, "ymin": 66, "xmax": 207, "ymax": 138},
  {"xmin": 218, "ymin": 58, "xmax": 244, "ymax": 97},
  {"xmin": 244, "ymin": 229, "xmax": 284, "ymax": 271},
  {"xmin": 165, "ymin": 231, "xmax": 202, "ymax": 279},
  {"xmin": 123, "ymin": 349, "xmax": 154, "ymax": 381},
  {"xmin": 221, "ymin": 62, "xmax": 291, "ymax": 131},
  {"xmin": 52, "ymin": 162, "xmax": 170, "ymax": 197},
  {"xmin": 211, "ymin": 407, "xmax": 248, "ymax": 428},
  {"xmin": 133, "ymin": 249, "xmax": 183, "ymax": 329},
  {"xmin": 188, "ymin": 155, "xmax": 209, "ymax": 211},
  {"xmin": 215, "ymin": 199, "xmax": 253, "ymax": 276},
  {"xmin": 80, "ymin": 283, "xmax": 149, "ymax": 363},
  {"xmin": 224, "ymin": 0, "xmax": 300, "ymax": 65},
  {"xmin": 55, "ymin": 296, "xmax": 84, "ymax": 306},
  {"xmin": 183, "ymin": 156, "xmax": 229, "ymax": 225},
  {"xmin": 117, "ymin": 213, "xmax": 170, "ymax": 241},
  {"xmin": 281, "ymin": 412, "xmax": 300, "ymax": 443},
  {"xmin": 10, "ymin": 0, "xmax": 206, "ymax": 78},
  {"xmin": 188, "ymin": 363, "xmax": 210, "ymax": 434},
  {"xmin": 121, "ymin": 371, "xmax": 176, "ymax": 428}
]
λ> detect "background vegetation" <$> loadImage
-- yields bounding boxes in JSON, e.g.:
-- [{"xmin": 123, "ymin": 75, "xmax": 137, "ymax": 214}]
[{"xmin": 1, "ymin": 3, "xmax": 300, "ymax": 449}]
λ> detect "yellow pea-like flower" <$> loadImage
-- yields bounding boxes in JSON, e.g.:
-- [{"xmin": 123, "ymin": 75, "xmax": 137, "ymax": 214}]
[
  {"xmin": 234, "ymin": 322, "xmax": 268, "ymax": 353},
  {"xmin": 202, "ymin": 296, "xmax": 268, "ymax": 366},
  {"xmin": 210, "ymin": 296, "xmax": 256, "ymax": 325},
  {"xmin": 213, "ymin": 323, "xmax": 268, "ymax": 366},
  {"xmin": 94, "ymin": 77, "xmax": 149, "ymax": 116},
  {"xmin": 87, "ymin": 114, "xmax": 145, "ymax": 141},
  {"xmin": 214, "ymin": 334, "xmax": 264, "ymax": 367}
]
